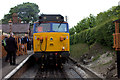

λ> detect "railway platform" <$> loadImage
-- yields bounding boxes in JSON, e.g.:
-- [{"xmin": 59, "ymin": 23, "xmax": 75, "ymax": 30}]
[{"xmin": 0, "ymin": 50, "xmax": 33, "ymax": 79}]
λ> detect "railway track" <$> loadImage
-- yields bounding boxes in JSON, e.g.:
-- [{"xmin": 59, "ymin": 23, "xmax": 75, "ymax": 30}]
[
  {"xmin": 35, "ymin": 66, "xmax": 67, "ymax": 79},
  {"xmin": 69, "ymin": 57, "xmax": 103, "ymax": 79},
  {"xmin": 3, "ymin": 55, "xmax": 103, "ymax": 80}
]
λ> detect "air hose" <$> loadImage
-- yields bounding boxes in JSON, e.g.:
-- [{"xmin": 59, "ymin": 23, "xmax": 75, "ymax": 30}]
[{"xmin": 40, "ymin": 37, "xmax": 47, "ymax": 52}]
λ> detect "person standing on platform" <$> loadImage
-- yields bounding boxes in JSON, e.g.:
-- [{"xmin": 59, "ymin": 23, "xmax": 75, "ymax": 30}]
[
  {"xmin": 23, "ymin": 34, "xmax": 28, "ymax": 44},
  {"xmin": 6, "ymin": 33, "xmax": 18, "ymax": 65},
  {"xmin": 21, "ymin": 36, "xmax": 24, "ymax": 44},
  {"xmin": 23, "ymin": 34, "xmax": 30, "ymax": 50},
  {"xmin": 2, "ymin": 36, "xmax": 9, "ymax": 62}
]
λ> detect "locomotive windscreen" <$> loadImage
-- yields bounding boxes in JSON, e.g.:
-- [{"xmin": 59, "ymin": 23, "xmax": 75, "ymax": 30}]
[
  {"xmin": 34, "ymin": 23, "xmax": 68, "ymax": 33},
  {"xmin": 35, "ymin": 23, "xmax": 51, "ymax": 32},
  {"xmin": 52, "ymin": 23, "xmax": 67, "ymax": 32}
]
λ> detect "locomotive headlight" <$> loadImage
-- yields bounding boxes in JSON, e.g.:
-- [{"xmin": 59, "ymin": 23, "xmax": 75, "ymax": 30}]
[
  {"xmin": 62, "ymin": 47, "xmax": 65, "ymax": 51},
  {"xmin": 50, "ymin": 37, "xmax": 53, "ymax": 41}
]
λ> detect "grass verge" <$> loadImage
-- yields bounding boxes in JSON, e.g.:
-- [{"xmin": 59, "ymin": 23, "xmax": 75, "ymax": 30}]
[{"xmin": 70, "ymin": 43, "xmax": 89, "ymax": 59}]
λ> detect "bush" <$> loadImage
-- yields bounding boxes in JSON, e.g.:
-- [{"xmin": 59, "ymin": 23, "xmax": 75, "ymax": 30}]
[{"xmin": 70, "ymin": 19, "xmax": 115, "ymax": 48}]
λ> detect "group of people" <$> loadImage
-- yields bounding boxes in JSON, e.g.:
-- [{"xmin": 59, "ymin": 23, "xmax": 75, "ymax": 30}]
[
  {"xmin": 2, "ymin": 33, "xmax": 33, "ymax": 65},
  {"xmin": 19, "ymin": 34, "xmax": 33, "ymax": 50}
]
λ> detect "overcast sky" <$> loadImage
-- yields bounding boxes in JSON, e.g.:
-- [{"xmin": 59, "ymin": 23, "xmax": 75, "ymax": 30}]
[{"xmin": 0, "ymin": 0, "xmax": 120, "ymax": 28}]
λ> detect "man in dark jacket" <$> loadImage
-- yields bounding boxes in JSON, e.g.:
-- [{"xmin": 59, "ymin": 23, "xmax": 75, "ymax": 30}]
[
  {"xmin": 6, "ymin": 33, "xmax": 18, "ymax": 65},
  {"xmin": 23, "ymin": 34, "xmax": 31, "ymax": 50}
]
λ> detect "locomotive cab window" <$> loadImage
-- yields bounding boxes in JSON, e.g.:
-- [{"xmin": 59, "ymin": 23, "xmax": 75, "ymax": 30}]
[
  {"xmin": 35, "ymin": 23, "xmax": 50, "ymax": 32},
  {"xmin": 52, "ymin": 23, "xmax": 67, "ymax": 32}
]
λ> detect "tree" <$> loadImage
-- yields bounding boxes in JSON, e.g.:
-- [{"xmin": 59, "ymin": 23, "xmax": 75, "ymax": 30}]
[
  {"xmin": 2, "ymin": 14, "xmax": 12, "ymax": 24},
  {"xmin": 69, "ymin": 27, "xmax": 75, "ymax": 35},
  {"xmin": 2, "ymin": 2, "xmax": 40, "ymax": 24},
  {"xmin": 87, "ymin": 14, "xmax": 96, "ymax": 28},
  {"xmin": 74, "ymin": 14, "xmax": 96, "ymax": 34},
  {"xmin": 74, "ymin": 17, "xmax": 89, "ymax": 33}
]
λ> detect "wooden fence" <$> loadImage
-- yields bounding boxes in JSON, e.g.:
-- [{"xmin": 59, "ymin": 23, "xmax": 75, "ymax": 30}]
[{"xmin": 16, "ymin": 43, "xmax": 27, "ymax": 56}]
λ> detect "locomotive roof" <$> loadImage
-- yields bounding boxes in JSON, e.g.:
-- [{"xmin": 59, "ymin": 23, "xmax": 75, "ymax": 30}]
[{"xmin": 39, "ymin": 14, "xmax": 64, "ymax": 22}]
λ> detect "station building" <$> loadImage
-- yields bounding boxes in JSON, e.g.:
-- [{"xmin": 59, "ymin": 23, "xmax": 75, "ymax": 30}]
[{"xmin": 2, "ymin": 13, "xmax": 31, "ymax": 37}]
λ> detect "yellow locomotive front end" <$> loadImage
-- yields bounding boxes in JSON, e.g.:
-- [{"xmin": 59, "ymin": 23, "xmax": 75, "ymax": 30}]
[
  {"xmin": 33, "ymin": 14, "xmax": 70, "ymax": 66},
  {"xmin": 33, "ymin": 32, "xmax": 69, "ymax": 52}
]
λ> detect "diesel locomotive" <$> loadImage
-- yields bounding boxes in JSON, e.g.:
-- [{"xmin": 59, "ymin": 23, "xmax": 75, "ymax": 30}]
[{"xmin": 33, "ymin": 14, "xmax": 70, "ymax": 66}]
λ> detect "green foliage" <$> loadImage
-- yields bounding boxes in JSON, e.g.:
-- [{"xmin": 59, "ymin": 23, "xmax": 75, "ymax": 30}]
[
  {"xmin": 87, "ymin": 14, "xmax": 96, "ymax": 28},
  {"xmin": 70, "ymin": 20, "xmax": 115, "ymax": 48},
  {"xmin": 2, "ymin": 14, "xmax": 12, "ymax": 24},
  {"xmin": 74, "ymin": 14, "xmax": 96, "ymax": 33},
  {"xmin": 70, "ymin": 43, "xmax": 89, "ymax": 59},
  {"xmin": 70, "ymin": 5, "xmax": 120, "ymax": 48},
  {"xmin": 2, "ymin": 2, "xmax": 40, "ymax": 24},
  {"xmin": 69, "ymin": 27, "xmax": 75, "ymax": 35},
  {"xmin": 96, "ymin": 6, "xmax": 120, "ymax": 25}
]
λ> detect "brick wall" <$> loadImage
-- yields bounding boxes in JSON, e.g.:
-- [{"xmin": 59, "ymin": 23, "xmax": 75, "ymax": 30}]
[{"xmin": 12, "ymin": 13, "xmax": 18, "ymax": 24}]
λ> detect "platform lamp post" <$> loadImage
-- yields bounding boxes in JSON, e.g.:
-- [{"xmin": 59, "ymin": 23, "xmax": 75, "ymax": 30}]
[{"xmin": 8, "ymin": 19, "xmax": 13, "ymax": 34}]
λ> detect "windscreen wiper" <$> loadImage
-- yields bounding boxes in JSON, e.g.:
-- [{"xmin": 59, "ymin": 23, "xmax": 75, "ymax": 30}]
[{"xmin": 58, "ymin": 21, "xmax": 63, "ymax": 28}]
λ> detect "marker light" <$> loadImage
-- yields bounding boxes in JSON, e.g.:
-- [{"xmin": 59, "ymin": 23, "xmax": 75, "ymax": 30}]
[
  {"xmin": 46, "ymin": 36, "xmax": 47, "ymax": 40},
  {"xmin": 55, "ymin": 53, "xmax": 58, "ymax": 55},
  {"xmin": 60, "ymin": 36, "xmax": 63, "ymax": 41},
  {"xmin": 40, "ymin": 36, "xmax": 43, "ymax": 40},
  {"xmin": 56, "ymin": 64, "xmax": 58, "ymax": 66},
  {"xmin": 40, "ymin": 37, "xmax": 43, "ymax": 43},
  {"xmin": 37, "ymin": 38, "xmax": 40, "ymax": 40},
  {"xmin": 62, "ymin": 47, "xmax": 65, "ymax": 51}
]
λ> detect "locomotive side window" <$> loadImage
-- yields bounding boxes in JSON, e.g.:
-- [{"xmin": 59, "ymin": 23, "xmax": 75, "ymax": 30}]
[
  {"xmin": 36, "ymin": 23, "xmax": 50, "ymax": 32},
  {"xmin": 52, "ymin": 23, "xmax": 67, "ymax": 32}
]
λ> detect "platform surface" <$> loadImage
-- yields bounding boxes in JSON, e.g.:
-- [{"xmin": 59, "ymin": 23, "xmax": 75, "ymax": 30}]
[{"xmin": 0, "ymin": 50, "xmax": 33, "ymax": 79}]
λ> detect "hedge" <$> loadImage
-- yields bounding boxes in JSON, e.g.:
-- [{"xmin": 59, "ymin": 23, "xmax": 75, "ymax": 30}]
[{"xmin": 70, "ymin": 20, "xmax": 115, "ymax": 48}]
